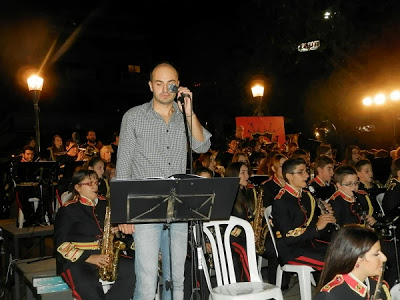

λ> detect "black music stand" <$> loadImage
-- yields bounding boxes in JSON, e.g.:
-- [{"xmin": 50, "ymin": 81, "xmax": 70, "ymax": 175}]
[
  {"xmin": 14, "ymin": 162, "xmax": 59, "ymax": 225},
  {"xmin": 110, "ymin": 175, "xmax": 239, "ymax": 299}
]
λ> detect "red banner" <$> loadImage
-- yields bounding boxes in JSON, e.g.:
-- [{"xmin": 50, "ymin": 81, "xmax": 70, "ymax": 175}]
[{"xmin": 235, "ymin": 116, "xmax": 286, "ymax": 146}]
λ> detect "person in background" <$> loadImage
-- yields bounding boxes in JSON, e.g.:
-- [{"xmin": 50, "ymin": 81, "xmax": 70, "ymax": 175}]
[
  {"xmin": 110, "ymin": 132, "xmax": 119, "ymax": 165},
  {"xmin": 100, "ymin": 145, "xmax": 114, "ymax": 167},
  {"xmin": 105, "ymin": 162, "xmax": 116, "ymax": 182},
  {"xmin": 343, "ymin": 145, "xmax": 362, "ymax": 166},
  {"xmin": 261, "ymin": 153, "xmax": 287, "ymax": 207},
  {"xmin": 48, "ymin": 135, "xmax": 65, "ymax": 161},
  {"xmin": 84, "ymin": 156, "xmax": 108, "ymax": 199},
  {"xmin": 355, "ymin": 159, "xmax": 385, "ymax": 217},
  {"xmin": 314, "ymin": 225, "xmax": 389, "ymax": 300},
  {"xmin": 308, "ymin": 155, "xmax": 336, "ymax": 201},
  {"xmin": 225, "ymin": 161, "xmax": 256, "ymax": 282}
]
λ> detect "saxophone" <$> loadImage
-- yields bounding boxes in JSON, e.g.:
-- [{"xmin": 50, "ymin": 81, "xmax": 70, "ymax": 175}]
[
  {"xmin": 251, "ymin": 187, "xmax": 269, "ymax": 255},
  {"xmin": 99, "ymin": 199, "xmax": 126, "ymax": 281}
]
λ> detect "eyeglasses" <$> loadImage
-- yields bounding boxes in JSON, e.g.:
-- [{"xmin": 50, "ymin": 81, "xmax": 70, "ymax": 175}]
[
  {"xmin": 289, "ymin": 170, "xmax": 307, "ymax": 175},
  {"xmin": 340, "ymin": 181, "xmax": 360, "ymax": 187},
  {"xmin": 78, "ymin": 181, "xmax": 99, "ymax": 186}
]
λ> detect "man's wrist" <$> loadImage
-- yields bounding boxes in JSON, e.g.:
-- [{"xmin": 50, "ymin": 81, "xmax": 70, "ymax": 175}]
[{"xmin": 186, "ymin": 113, "xmax": 195, "ymax": 117}]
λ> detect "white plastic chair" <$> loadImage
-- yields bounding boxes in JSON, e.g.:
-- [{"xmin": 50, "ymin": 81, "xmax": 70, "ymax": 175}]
[
  {"xmin": 201, "ymin": 216, "xmax": 284, "ymax": 300},
  {"xmin": 264, "ymin": 206, "xmax": 316, "ymax": 300}
]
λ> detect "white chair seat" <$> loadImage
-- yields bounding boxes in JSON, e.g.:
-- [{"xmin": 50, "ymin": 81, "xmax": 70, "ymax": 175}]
[
  {"xmin": 200, "ymin": 216, "xmax": 284, "ymax": 300},
  {"xmin": 265, "ymin": 206, "xmax": 316, "ymax": 300},
  {"xmin": 211, "ymin": 281, "xmax": 283, "ymax": 299}
]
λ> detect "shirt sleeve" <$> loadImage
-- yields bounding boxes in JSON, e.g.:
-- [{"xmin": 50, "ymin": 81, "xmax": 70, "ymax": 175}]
[
  {"xmin": 191, "ymin": 127, "xmax": 212, "ymax": 154},
  {"xmin": 116, "ymin": 110, "xmax": 136, "ymax": 180}
]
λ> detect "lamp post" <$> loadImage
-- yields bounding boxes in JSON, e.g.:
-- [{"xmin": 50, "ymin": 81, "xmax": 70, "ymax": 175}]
[
  {"xmin": 251, "ymin": 83, "xmax": 264, "ymax": 116},
  {"xmin": 27, "ymin": 75, "xmax": 44, "ymax": 153},
  {"xmin": 362, "ymin": 90, "xmax": 400, "ymax": 149}
]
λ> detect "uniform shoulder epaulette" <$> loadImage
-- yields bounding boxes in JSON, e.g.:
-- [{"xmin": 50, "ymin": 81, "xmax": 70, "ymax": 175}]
[
  {"xmin": 321, "ymin": 274, "xmax": 344, "ymax": 292},
  {"xmin": 357, "ymin": 190, "xmax": 368, "ymax": 195},
  {"xmin": 330, "ymin": 190, "xmax": 341, "ymax": 201},
  {"xmin": 274, "ymin": 188, "xmax": 286, "ymax": 200},
  {"xmin": 98, "ymin": 195, "xmax": 107, "ymax": 201},
  {"xmin": 63, "ymin": 197, "xmax": 79, "ymax": 207}
]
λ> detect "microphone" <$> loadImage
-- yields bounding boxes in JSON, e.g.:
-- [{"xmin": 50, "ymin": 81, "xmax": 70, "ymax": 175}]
[{"xmin": 168, "ymin": 83, "xmax": 190, "ymax": 105}]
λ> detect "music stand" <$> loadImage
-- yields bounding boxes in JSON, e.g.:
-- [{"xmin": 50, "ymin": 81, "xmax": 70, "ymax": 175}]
[
  {"xmin": 14, "ymin": 162, "xmax": 59, "ymax": 225},
  {"xmin": 110, "ymin": 175, "xmax": 239, "ymax": 299}
]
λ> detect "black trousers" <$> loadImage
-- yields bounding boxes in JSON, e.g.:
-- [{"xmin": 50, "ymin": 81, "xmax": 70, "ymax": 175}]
[{"xmin": 61, "ymin": 256, "xmax": 135, "ymax": 300}]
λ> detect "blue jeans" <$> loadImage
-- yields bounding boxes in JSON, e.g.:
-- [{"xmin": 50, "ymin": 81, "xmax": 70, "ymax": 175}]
[{"xmin": 133, "ymin": 222, "xmax": 188, "ymax": 300}]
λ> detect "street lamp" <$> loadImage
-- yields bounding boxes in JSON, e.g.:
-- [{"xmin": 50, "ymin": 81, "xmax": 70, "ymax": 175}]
[
  {"xmin": 251, "ymin": 83, "xmax": 264, "ymax": 116},
  {"xmin": 27, "ymin": 74, "xmax": 44, "ymax": 153}
]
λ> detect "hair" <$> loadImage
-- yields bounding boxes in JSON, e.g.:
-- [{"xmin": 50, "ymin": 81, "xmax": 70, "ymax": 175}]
[
  {"xmin": 225, "ymin": 162, "xmax": 247, "ymax": 178},
  {"xmin": 291, "ymin": 149, "xmax": 307, "ymax": 159},
  {"xmin": 197, "ymin": 151, "xmax": 213, "ymax": 168},
  {"xmin": 256, "ymin": 157, "xmax": 268, "ymax": 175},
  {"xmin": 225, "ymin": 162, "xmax": 253, "ymax": 213},
  {"xmin": 86, "ymin": 129, "xmax": 96, "ymax": 136},
  {"xmin": 268, "ymin": 154, "xmax": 287, "ymax": 177},
  {"xmin": 100, "ymin": 145, "xmax": 113, "ymax": 159},
  {"xmin": 316, "ymin": 145, "xmax": 332, "ymax": 157},
  {"xmin": 333, "ymin": 165, "xmax": 357, "ymax": 183},
  {"xmin": 288, "ymin": 141, "xmax": 298, "ymax": 148},
  {"xmin": 391, "ymin": 158, "xmax": 400, "ymax": 178},
  {"xmin": 149, "ymin": 61, "xmax": 178, "ymax": 81},
  {"xmin": 354, "ymin": 159, "xmax": 372, "ymax": 172},
  {"xmin": 65, "ymin": 139, "xmax": 75, "ymax": 149},
  {"xmin": 84, "ymin": 156, "xmax": 104, "ymax": 170},
  {"xmin": 51, "ymin": 135, "xmax": 65, "ymax": 152},
  {"xmin": 232, "ymin": 152, "xmax": 249, "ymax": 163},
  {"xmin": 22, "ymin": 145, "xmax": 35, "ymax": 153},
  {"xmin": 194, "ymin": 166, "xmax": 213, "ymax": 177},
  {"xmin": 282, "ymin": 158, "xmax": 306, "ymax": 183},
  {"xmin": 317, "ymin": 225, "xmax": 380, "ymax": 290},
  {"xmin": 344, "ymin": 145, "xmax": 360, "ymax": 164},
  {"xmin": 105, "ymin": 162, "xmax": 116, "ymax": 180},
  {"xmin": 71, "ymin": 169, "xmax": 98, "ymax": 198},
  {"xmin": 314, "ymin": 155, "xmax": 335, "ymax": 175}
]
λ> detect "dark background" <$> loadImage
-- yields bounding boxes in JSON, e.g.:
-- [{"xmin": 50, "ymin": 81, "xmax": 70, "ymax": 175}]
[{"xmin": 2, "ymin": 0, "xmax": 400, "ymax": 160}]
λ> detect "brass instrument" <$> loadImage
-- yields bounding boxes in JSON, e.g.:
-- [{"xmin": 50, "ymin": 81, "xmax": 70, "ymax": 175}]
[
  {"xmin": 371, "ymin": 262, "xmax": 386, "ymax": 300},
  {"xmin": 251, "ymin": 187, "xmax": 268, "ymax": 255},
  {"xmin": 99, "ymin": 199, "xmax": 126, "ymax": 281}
]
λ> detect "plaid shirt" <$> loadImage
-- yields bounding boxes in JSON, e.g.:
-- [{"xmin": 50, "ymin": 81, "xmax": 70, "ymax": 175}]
[{"xmin": 116, "ymin": 99, "xmax": 212, "ymax": 180}]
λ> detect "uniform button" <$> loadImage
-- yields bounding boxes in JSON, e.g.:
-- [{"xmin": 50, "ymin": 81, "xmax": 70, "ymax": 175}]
[
  {"xmin": 167, "ymin": 130, "xmax": 169, "ymax": 133},
  {"xmin": 167, "ymin": 147, "xmax": 169, "ymax": 149},
  {"xmin": 168, "ymin": 163, "xmax": 171, "ymax": 165}
]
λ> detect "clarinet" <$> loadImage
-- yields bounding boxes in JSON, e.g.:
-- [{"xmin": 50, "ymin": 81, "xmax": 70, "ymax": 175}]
[
  {"xmin": 370, "ymin": 262, "xmax": 386, "ymax": 300},
  {"xmin": 308, "ymin": 186, "xmax": 340, "ymax": 231}
]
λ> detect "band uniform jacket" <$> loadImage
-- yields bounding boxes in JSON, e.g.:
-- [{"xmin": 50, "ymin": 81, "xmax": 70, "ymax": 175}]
[
  {"xmin": 54, "ymin": 195, "xmax": 107, "ymax": 274},
  {"xmin": 308, "ymin": 176, "xmax": 337, "ymax": 201},
  {"xmin": 261, "ymin": 175, "xmax": 284, "ymax": 207},
  {"xmin": 314, "ymin": 273, "xmax": 391, "ymax": 300},
  {"xmin": 271, "ymin": 183, "xmax": 320, "ymax": 265},
  {"xmin": 329, "ymin": 190, "xmax": 373, "ymax": 227}
]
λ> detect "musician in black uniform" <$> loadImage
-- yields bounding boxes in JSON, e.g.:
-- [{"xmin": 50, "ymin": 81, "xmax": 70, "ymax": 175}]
[
  {"xmin": 329, "ymin": 165, "xmax": 376, "ymax": 227},
  {"xmin": 382, "ymin": 157, "xmax": 400, "ymax": 218},
  {"xmin": 355, "ymin": 159, "xmax": 386, "ymax": 216},
  {"xmin": 261, "ymin": 153, "xmax": 287, "ymax": 207},
  {"xmin": 54, "ymin": 169, "xmax": 135, "ymax": 300},
  {"xmin": 330, "ymin": 165, "xmax": 398, "ymax": 287},
  {"xmin": 270, "ymin": 158, "xmax": 336, "ymax": 271},
  {"xmin": 308, "ymin": 155, "xmax": 336, "ymax": 201},
  {"xmin": 315, "ymin": 225, "xmax": 390, "ymax": 300}
]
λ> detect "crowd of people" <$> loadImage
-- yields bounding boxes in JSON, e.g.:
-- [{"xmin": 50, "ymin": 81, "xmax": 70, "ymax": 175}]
[{"xmin": 6, "ymin": 61, "xmax": 400, "ymax": 300}]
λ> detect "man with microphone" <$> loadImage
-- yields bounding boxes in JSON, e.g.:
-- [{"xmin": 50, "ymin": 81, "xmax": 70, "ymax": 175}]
[{"xmin": 116, "ymin": 61, "xmax": 212, "ymax": 300}]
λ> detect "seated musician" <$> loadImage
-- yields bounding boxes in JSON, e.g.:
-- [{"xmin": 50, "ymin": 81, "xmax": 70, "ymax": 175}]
[
  {"xmin": 315, "ymin": 225, "xmax": 389, "ymax": 300},
  {"xmin": 55, "ymin": 169, "xmax": 135, "ymax": 300},
  {"xmin": 329, "ymin": 165, "xmax": 376, "ymax": 228},
  {"xmin": 48, "ymin": 135, "xmax": 65, "ymax": 161},
  {"xmin": 270, "ymin": 158, "xmax": 336, "ymax": 272},
  {"xmin": 355, "ymin": 159, "xmax": 386, "ymax": 216},
  {"xmin": 382, "ymin": 157, "xmax": 400, "ymax": 218},
  {"xmin": 308, "ymin": 155, "xmax": 336, "ymax": 201},
  {"xmin": 261, "ymin": 153, "xmax": 287, "ymax": 207},
  {"xmin": 329, "ymin": 165, "xmax": 397, "ymax": 286}
]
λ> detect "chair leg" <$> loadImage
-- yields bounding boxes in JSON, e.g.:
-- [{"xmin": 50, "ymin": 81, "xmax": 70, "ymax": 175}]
[
  {"xmin": 275, "ymin": 265, "xmax": 283, "ymax": 288},
  {"xmin": 297, "ymin": 268, "xmax": 312, "ymax": 300}
]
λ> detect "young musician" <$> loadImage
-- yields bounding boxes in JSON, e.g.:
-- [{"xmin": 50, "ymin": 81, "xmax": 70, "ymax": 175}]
[
  {"xmin": 54, "ymin": 170, "xmax": 135, "ymax": 300},
  {"xmin": 270, "ymin": 158, "xmax": 336, "ymax": 271},
  {"xmin": 315, "ymin": 225, "xmax": 390, "ymax": 300},
  {"xmin": 308, "ymin": 155, "xmax": 336, "ymax": 201},
  {"xmin": 261, "ymin": 153, "xmax": 287, "ymax": 207}
]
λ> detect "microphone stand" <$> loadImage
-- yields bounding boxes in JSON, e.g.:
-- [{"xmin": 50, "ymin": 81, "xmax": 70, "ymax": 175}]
[{"xmin": 180, "ymin": 99, "xmax": 206, "ymax": 299}]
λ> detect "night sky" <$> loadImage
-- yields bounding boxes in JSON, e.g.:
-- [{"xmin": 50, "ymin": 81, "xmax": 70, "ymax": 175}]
[{"xmin": 2, "ymin": 0, "xmax": 400, "ymax": 158}]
